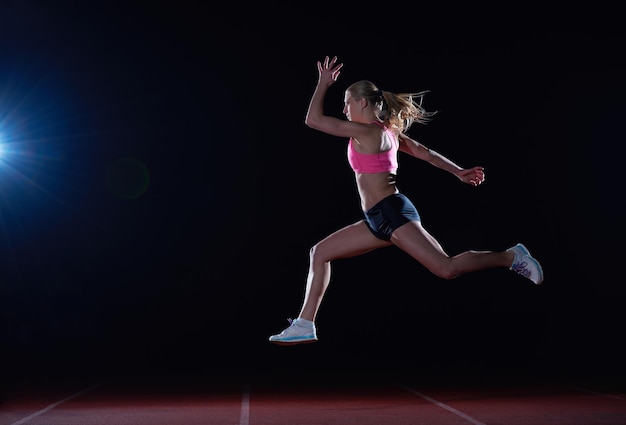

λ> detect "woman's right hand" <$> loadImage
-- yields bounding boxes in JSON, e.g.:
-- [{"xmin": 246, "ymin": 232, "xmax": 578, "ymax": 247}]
[{"xmin": 317, "ymin": 56, "xmax": 343, "ymax": 87}]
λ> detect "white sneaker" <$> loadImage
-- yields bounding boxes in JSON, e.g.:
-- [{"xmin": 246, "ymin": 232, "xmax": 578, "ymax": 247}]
[
  {"xmin": 507, "ymin": 243, "xmax": 544, "ymax": 285},
  {"xmin": 269, "ymin": 318, "xmax": 318, "ymax": 345}
]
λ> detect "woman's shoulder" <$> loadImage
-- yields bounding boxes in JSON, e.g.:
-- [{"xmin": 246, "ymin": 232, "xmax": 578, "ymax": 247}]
[
  {"xmin": 370, "ymin": 120, "xmax": 400, "ymax": 132},
  {"xmin": 369, "ymin": 120, "xmax": 385, "ymax": 128}
]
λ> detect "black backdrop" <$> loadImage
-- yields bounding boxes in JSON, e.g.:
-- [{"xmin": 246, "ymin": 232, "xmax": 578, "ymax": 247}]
[{"xmin": 1, "ymin": 2, "xmax": 624, "ymax": 382}]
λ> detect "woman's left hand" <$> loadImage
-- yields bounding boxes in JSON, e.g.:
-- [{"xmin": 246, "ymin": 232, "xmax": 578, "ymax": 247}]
[
  {"xmin": 459, "ymin": 166, "xmax": 485, "ymax": 186},
  {"xmin": 317, "ymin": 56, "xmax": 343, "ymax": 87}
]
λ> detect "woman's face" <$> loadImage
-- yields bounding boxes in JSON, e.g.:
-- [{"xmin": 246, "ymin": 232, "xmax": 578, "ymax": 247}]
[{"xmin": 342, "ymin": 91, "xmax": 361, "ymax": 122}]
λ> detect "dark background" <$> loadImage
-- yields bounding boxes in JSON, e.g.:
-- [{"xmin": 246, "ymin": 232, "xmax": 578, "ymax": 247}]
[{"xmin": 1, "ymin": 2, "xmax": 624, "ymax": 384}]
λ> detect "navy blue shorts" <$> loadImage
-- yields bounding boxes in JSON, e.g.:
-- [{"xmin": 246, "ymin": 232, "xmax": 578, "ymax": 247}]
[{"xmin": 363, "ymin": 193, "xmax": 421, "ymax": 241}]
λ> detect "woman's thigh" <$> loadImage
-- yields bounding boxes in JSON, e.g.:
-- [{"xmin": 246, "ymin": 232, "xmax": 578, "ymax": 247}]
[
  {"xmin": 390, "ymin": 221, "xmax": 450, "ymax": 269},
  {"xmin": 314, "ymin": 220, "xmax": 393, "ymax": 261}
]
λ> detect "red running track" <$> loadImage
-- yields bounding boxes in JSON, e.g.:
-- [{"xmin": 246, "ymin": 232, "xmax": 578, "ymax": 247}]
[{"xmin": 1, "ymin": 369, "xmax": 625, "ymax": 425}]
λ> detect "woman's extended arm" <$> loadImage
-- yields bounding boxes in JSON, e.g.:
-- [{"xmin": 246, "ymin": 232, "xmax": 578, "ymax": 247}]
[
  {"xmin": 304, "ymin": 57, "xmax": 340, "ymax": 129},
  {"xmin": 398, "ymin": 133, "xmax": 485, "ymax": 186},
  {"xmin": 304, "ymin": 56, "xmax": 369, "ymax": 139}
]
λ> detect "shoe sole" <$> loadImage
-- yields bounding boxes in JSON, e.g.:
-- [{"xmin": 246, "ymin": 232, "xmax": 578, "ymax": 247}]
[
  {"xmin": 269, "ymin": 339, "xmax": 318, "ymax": 346},
  {"xmin": 516, "ymin": 243, "xmax": 530, "ymax": 256},
  {"xmin": 528, "ymin": 258, "xmax": 544, "ymax": 285}
]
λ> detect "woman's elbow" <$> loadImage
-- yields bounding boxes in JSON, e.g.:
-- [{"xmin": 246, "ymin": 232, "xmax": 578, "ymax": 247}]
[{"xmin": 304, "ymin": 116, "xmax": 320, "ymax": 129}]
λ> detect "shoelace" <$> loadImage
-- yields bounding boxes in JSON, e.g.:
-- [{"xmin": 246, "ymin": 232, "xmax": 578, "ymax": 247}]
[
  {"xmin": 512, "ymin": 261, "xmax": 531, "ymax": 278},
  {"xmin": 277, "ymin": 318, "xmax": 296, "ymax": 336}
]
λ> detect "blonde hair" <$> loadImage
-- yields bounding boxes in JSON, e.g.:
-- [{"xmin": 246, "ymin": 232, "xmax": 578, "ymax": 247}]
[{"xmin": 346, "ymin": 80, "xmax": 438, "ymax": 133}]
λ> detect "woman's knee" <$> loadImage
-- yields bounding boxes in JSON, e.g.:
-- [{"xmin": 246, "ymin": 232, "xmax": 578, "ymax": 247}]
[
  {"xmin": 428, "ymin": 261, "xmax": 458, "ymax": 280},
  {"xmin": 309, "ymin": 243, "xmax": 330, "ymax": 263}
]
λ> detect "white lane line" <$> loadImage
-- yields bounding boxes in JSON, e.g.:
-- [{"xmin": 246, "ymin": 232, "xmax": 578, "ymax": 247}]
[
  {"xmin": 398, "ymin": 384, "xmax": 487, "ymax": 425},
  {"xmin": 566, "ymin": 385, "xmax": 626, "ymax": 400},
  {"xmin": 10, "ymin": 380, "xmax": 107, "ymax": 425},
  {"xmin": 240, "ymin": 381, "xmax": 250, "ymax": 425}
]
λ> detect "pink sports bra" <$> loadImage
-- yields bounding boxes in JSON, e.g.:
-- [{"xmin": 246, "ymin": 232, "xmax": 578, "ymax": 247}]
[{"xmin": 347, "ymin": 121, "xmax": 398, "ymax": 173}]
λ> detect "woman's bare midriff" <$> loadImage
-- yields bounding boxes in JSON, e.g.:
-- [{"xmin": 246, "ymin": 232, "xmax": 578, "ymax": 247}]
[{"xmin": 355, "ymin": 172, "xmax": 399, "ymax": 211}]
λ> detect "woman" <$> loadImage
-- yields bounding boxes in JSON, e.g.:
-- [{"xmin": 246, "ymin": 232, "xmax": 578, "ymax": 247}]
[{"xmin": 269, "ymin": 56, "xmax": 543, "ymax": 345}]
